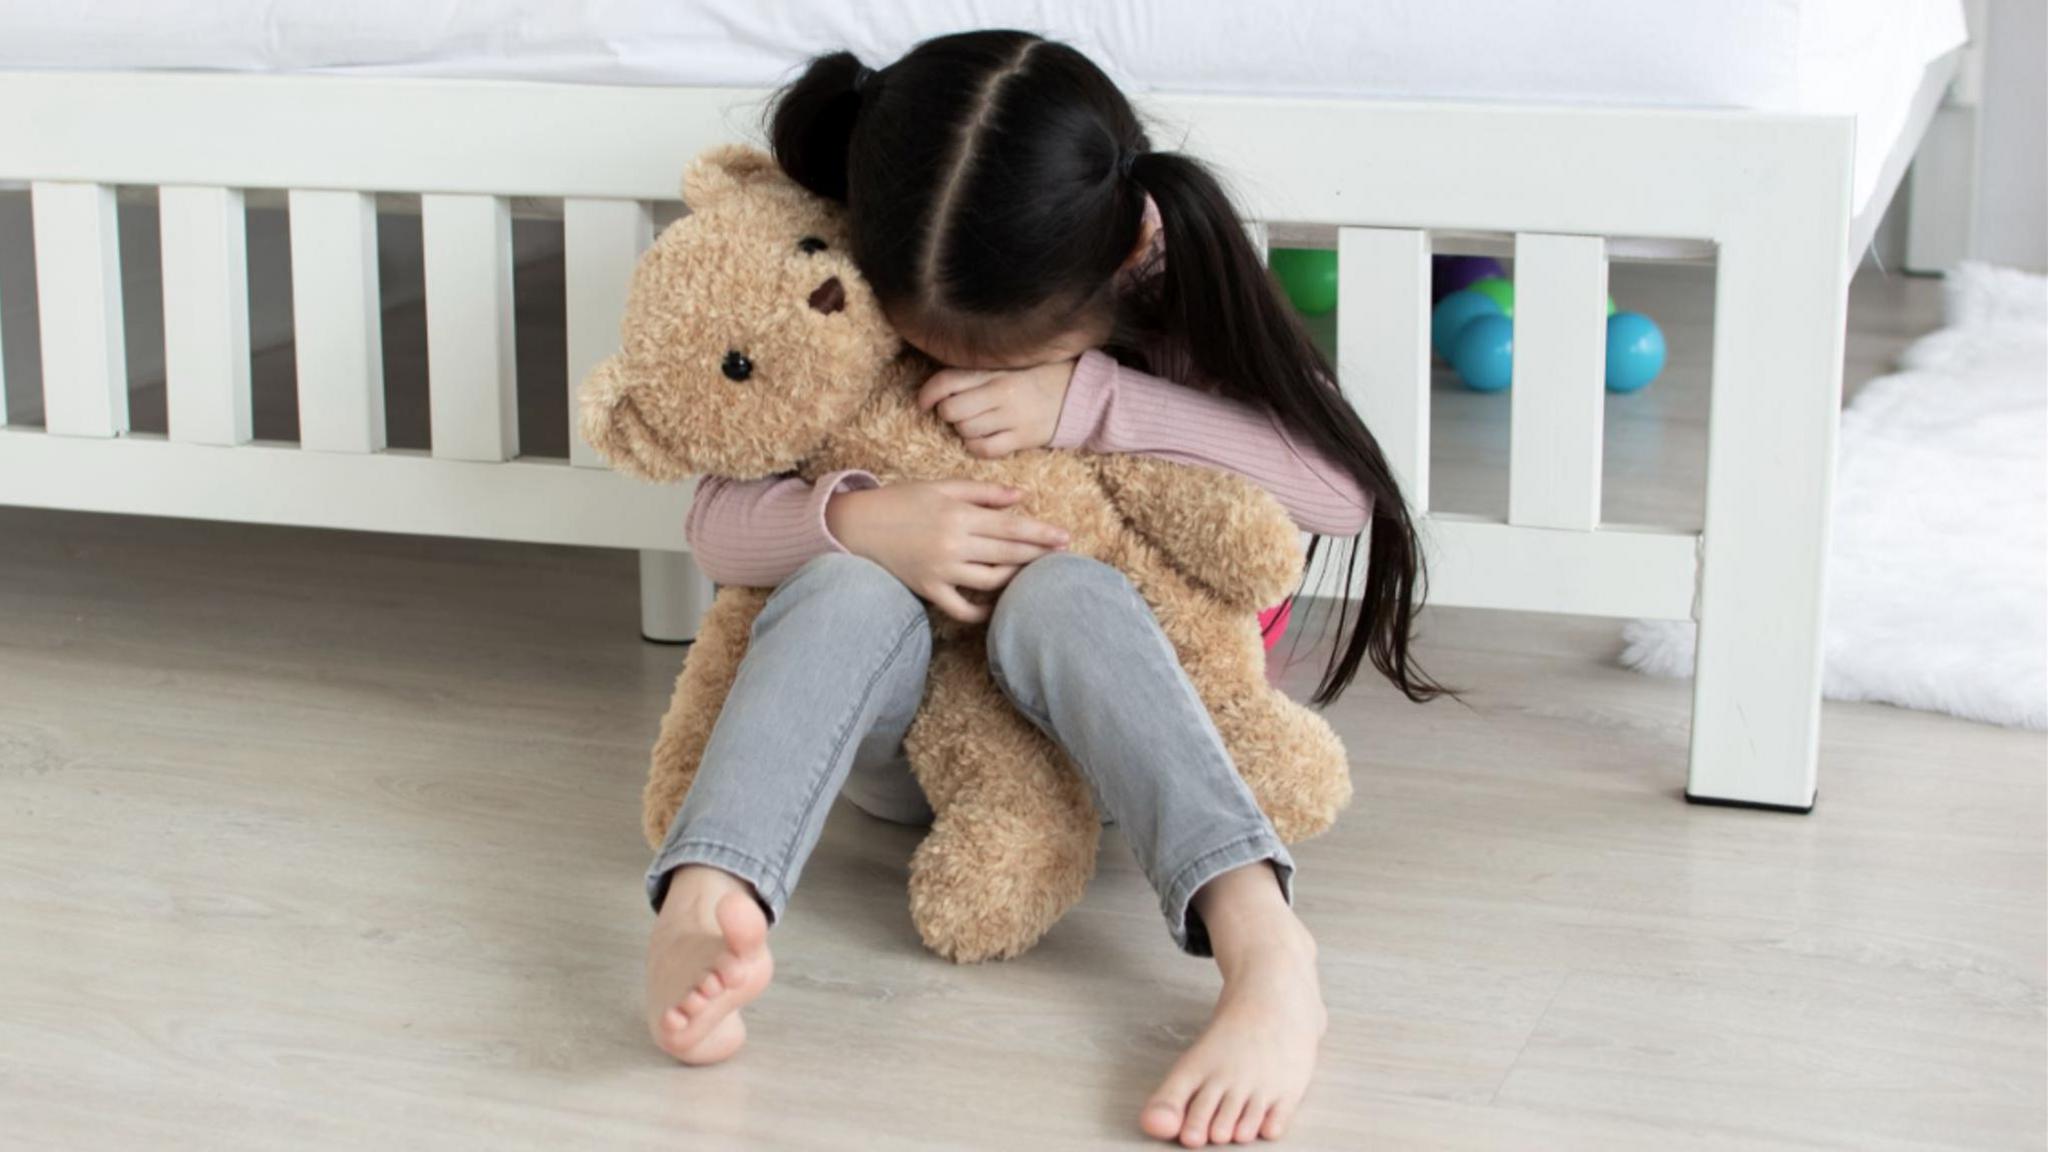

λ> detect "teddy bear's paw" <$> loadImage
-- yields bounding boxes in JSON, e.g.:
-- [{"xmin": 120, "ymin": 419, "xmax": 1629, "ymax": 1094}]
[
  {"xmin": 1092, "ymin": 455, "xmax": 1305, "ymax": 611},
  {"xmin": 907, "ymin": 821, "xmax": 1097, "ymax": 964},
  {"xmin": 1232, "ymin": 699, "xmax": 1353, "ymax": 845}
]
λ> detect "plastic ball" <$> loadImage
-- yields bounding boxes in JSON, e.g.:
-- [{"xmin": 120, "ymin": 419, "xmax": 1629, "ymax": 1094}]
[
  {"xmin": 1432, "ymin": 255, "xmax": 1507, "ymax": 302},
  {"xmin": 1430, "ymin": 290, "xmax": 1503, "ymax": 360},
  {"xmin": 1269, "ymin": 248, "xmax": 1338, "ymax": 315},
  {"xmin": 1605, "ymin": 311, "xmax": 1666, "ymax": 393},
  {"xmin": 1607, "ymin": 295, "xmax": 1618, "ymax": 317},
  {"xmin": 1468, "ymin": 277, "xmax": 1516, "ymax": 316},
  {"xmin": 1452, "ymin": 314, "xmax": 1515, "ymax": 392}
]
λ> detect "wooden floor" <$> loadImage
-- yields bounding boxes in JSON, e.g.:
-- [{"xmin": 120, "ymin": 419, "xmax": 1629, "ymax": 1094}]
[{"xmin": 1, "ymin": 266, "xmax": 2042, "ymax": 1150}]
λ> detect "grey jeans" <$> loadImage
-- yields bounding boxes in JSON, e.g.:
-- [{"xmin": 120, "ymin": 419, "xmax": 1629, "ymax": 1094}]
[{"xmin": 646, "ymin": 551, "xmax": 1294, "ymax": 955}]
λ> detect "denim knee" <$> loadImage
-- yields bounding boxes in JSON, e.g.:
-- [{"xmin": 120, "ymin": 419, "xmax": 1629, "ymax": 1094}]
[
  {"xmin": 988, "ymin": 554, "xmax": 1136, "ymax": 682},
  {"xmin": 765, "ymin": 552, "xmax": 928, "ymax": 644}
]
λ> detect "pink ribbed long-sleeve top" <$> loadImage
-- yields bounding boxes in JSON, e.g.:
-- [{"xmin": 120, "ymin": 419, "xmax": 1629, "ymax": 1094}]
[{"xmin": 684, "ymin": 349, "xmax": 1372, "ymax": 587}]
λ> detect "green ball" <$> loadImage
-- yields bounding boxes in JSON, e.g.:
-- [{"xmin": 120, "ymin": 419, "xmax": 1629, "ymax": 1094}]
[
  {"xmin": 1607, "ymin": 295, "xmax": 1618, "ymax": 316},
  {"xmin": 1269, "ymin": 248, "xmax": 1338, "ymax": 315},
  {"xmin": 1468, "ymin": 277, "xmax": 1515, "ymax": 316}
]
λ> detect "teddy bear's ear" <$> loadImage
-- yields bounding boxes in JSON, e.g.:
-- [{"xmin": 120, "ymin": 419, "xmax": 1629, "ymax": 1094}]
[{"xmin": 682, "ymin": 145, "xmax": 787, "ymax": 211}]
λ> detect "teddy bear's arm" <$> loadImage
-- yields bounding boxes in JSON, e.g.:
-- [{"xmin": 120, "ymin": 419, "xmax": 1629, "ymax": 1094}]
[{"xmin": 1090, "ymin": 455, "xmax": 1307, "ymax": 613}]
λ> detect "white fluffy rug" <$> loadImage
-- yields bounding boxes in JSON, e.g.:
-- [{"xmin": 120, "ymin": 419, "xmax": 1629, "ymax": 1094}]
[{"xmin": 1621, "ymin": 263, "xmax": 2048, "ymax": 730}]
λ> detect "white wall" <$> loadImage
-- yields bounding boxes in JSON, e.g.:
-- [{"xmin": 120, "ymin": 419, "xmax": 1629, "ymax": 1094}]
[{"xmin": 1974, "ymin": 0, "xmax": 2047, "ymax": 271}]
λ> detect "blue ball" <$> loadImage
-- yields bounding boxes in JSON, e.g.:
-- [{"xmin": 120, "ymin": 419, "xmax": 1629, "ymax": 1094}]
[
  {"xmin": 1605, "ymin": 312, "xmax": 1666, "ymax": 393},
  {"xmin": 1431, "ymin": 290, "xmax": 1503, "ymax": 361},
  {"xmin": 1452, "ymin": 314, "xmax": 1515, "ymax": 392}
]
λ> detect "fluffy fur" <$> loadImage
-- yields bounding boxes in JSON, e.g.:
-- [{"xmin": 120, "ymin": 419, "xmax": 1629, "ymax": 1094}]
[{"xmin": 583, "ymin": 145, "xmax": 1351, "ymax": 961}]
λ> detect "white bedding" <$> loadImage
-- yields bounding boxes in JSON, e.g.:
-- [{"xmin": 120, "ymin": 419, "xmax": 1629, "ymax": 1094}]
[{"xmin": 0, "ymin": 0, "xmax": 1965, "ymax": 213}]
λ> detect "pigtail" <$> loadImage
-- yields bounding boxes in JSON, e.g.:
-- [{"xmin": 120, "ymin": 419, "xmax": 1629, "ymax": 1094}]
[
  {"xmin": 1129, "ymin": 151, "xmax": 1447, "ymax": 705},
  {"xmin": 769, "ymin": 51, "xmax": 873, "ymax": 203}
]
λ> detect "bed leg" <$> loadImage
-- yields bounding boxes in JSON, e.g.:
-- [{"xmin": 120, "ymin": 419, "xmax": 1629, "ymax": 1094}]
[
  {"xmin": 1684, "ymin": 166, "xmax": 1852, "ymax": 813},
  {"xmin": 638, "ymin": 550, "xmax": 712, "ymax": 644},
  {"xmin": 1686, "ymin": 384, "xmax": 1834, "ymax": 812}
]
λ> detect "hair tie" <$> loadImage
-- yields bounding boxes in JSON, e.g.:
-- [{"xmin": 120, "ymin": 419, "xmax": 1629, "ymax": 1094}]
[
  {"xmin": 1117, "ymin": 147, "xmax": 1143, "ymax": 179},
  {"xmin": 852, "ymin": 65, "xmax": 875, "ymax": 94}
]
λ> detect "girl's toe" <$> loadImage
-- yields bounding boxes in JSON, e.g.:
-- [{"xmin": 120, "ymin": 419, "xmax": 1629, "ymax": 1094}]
[
  {"xmin": 1260, "ymin": 1099, "xmax": 1294, "ymax": 1141},
  {"xmin": 652, "ymin": 1007, "xmax": 694, "ymax": 1055},
  {"xmin": 1181, "ymin": 1083, "xmax": 1225, "ymax": 1147},
  {"xmin": 1141, "ymin": 1101, "xmax": 1184, "ymax": 1141},
  {"xmin": 1234, "ymin": 1099, "xmax": 1269, "ymax": 1144},
  {"xmin": 1210, "ymin": 1090, "xmax": 1249, "ymax": 1145}
]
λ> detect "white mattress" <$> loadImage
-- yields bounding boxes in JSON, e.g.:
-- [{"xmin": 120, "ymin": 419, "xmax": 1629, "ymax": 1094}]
[{"xmin": 0, "ymin": 0, "xmax": 1965, "ymax": 213}]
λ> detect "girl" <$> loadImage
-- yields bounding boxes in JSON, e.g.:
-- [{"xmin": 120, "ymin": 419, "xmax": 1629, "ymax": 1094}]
[{"xmin": 644, "ymin": 30, "xmax": 1440, "ymax": 1147}]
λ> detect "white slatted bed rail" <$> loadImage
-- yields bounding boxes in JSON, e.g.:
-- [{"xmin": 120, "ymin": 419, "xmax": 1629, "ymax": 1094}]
[
  {"xmin": 0, "ymin": 73, "xmax": 719, "ymax": 641},
  {"xmin": 0, "ymin": 71, "xmax": 1876, "ymax": 810},
  {"xmin": 1173, "ymin": 93, "xmax": 1864, "ymax": 811}
]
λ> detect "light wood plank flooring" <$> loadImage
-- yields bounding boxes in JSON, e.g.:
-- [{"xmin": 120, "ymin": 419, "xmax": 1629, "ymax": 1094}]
[{"xmin": 0, "ymin": 265, "xmax": 2042, "ymax": 1150}]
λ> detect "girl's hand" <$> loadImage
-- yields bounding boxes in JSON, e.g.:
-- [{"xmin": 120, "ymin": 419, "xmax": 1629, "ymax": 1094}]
[
  {"xmin": 918, "ymin": 358, "xmax": 1078, "ymax": 459},
  {"xmin": 825, "ymin": 480, "xmax": 1069, "ymax": 623}
]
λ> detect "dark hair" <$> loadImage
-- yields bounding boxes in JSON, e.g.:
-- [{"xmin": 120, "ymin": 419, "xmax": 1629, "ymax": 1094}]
[{"xmin": 771, "ymin": 30, "xmax": 1445, "ymax": 705}]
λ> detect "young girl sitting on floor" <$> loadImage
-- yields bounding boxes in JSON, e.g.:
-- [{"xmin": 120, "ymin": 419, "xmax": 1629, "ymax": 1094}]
[{"xmin": 644, "ymin": 30, "xmax": 1440, "ymax": 1147}]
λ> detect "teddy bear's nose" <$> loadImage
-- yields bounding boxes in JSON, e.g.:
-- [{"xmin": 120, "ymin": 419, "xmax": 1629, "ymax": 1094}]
[{"xmin": 808, "ymin": 277, "xmax": 847, "ymax": 316}]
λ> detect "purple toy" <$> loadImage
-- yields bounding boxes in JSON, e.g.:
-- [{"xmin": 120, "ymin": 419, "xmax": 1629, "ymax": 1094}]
[{"xmin": 1431, "ymin": 255, "xmax": 1507, "ymax": 303}]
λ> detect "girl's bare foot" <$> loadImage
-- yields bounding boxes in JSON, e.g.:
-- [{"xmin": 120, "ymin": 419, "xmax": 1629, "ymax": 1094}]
[
  {"xmin": 645, "ymin": 865, "xmax": 774, "ymax": 1065},
  {"xmin": 1140, "ymin": 865, "xmax": 1326, "ymax": 1146}
]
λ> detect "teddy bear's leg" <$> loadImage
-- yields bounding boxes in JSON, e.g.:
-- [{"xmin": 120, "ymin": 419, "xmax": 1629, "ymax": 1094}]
[
  {"xmin": 1152, "ymin": 604, "xmax": 1353, "ymax": 845},
  {"xmin": 641, "ymin": 586, "xmax": 773, "ymax": 849},
  {"xmin": 903, "ymin": 639, "xmax": 1100, "ymax": 963}
]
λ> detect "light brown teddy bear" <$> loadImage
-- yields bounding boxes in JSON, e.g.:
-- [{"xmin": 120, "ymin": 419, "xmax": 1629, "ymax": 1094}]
[{"xmin": 582, "ymin": 145, "xmax": 1349, "ymax": 963}]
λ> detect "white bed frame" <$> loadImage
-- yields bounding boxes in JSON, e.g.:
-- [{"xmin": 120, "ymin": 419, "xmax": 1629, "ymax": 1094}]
[{"xmin": 0, "ymin": 52, "xmax": 1964, "ymax": 812}]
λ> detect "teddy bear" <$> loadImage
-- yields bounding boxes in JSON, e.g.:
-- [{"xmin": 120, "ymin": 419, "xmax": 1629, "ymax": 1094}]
[{"xmin": 581, "ymin": 145, "xmax": 1350, "ymax": 963}]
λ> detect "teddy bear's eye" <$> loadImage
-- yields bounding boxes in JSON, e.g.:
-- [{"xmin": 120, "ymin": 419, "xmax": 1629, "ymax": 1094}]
[
  {"xmin": 797, "ymin": 236, "xmax": 829, "ymax": 254},
  {"xmin": 721, "ymin": 350, "xmax": 754, "ymax": 382}
]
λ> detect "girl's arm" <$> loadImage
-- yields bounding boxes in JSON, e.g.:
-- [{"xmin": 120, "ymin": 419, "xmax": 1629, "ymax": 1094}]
[
  {"xmin": 1051, "ymin": 351, "xmax": 1372, "ymax": 536},
  {"xmin": 684, "ymin": 471, "xmax": 879, "ymax": 587},
  {"xmin": 686, "ymin": 474, "xmax": 1071, "ymax": 618},
  {"xmin": 690, "ymin": 349, "xmax": 1369, "ymax": 587}
]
